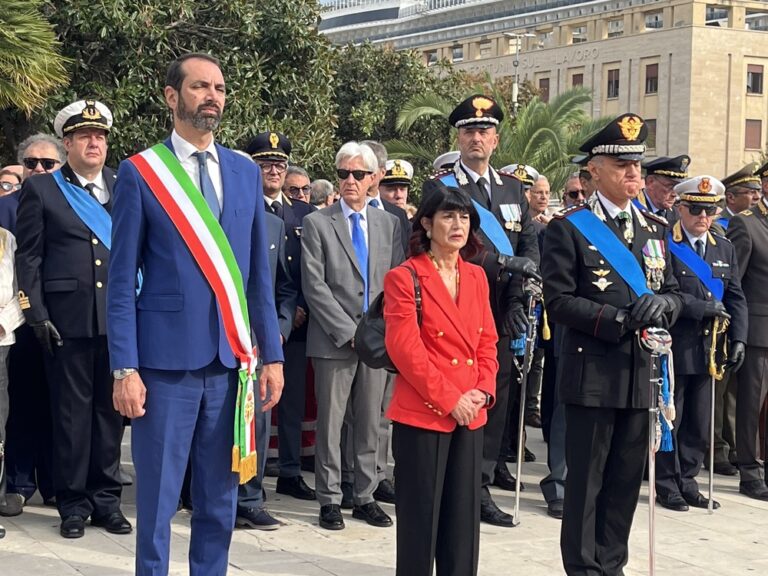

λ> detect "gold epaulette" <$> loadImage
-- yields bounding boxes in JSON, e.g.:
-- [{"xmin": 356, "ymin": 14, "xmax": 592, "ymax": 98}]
[
  {"xmin": 640, "ymin": 210, "xmax": 669, "ymax": 227},
  {"xmin": 552, "ymin": 203, "xmax": 589, "ymax": 219},
  {"xmin": 740, "ymin": 209, "xmax": 753, "ymax": 216}
]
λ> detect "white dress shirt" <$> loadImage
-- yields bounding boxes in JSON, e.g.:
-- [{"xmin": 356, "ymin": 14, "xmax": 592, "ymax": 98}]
[
  {"xmin": 0, "ymin": 229, "xmax": 25, "ymax": 345},
  {"xmin": 73, "ymin": 170, "xmax": 108, "ymax": 205},
  {"xmin": 682, "ymin": 227, "xmax": 708, "ymax": 255},
  {"xmin": 171, "ymin": 130, "xmax": 223, "ymax": 208},
  {"xmin": 597, "ymin": 191, "xmax": 634, "ymax": 224},
  {"xmin": 340, "ymin": 198, "xmax": 369, "ymax": 246}
]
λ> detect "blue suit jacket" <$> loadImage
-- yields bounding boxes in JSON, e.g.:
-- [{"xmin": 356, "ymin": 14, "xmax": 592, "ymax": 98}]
[
  {"xmin": 107, "ymin": 139, "xmax": 284, "ymax": 371},
  {"xmin": 264, "ymin": 211, "xmax": 297, "ymax": 342}
]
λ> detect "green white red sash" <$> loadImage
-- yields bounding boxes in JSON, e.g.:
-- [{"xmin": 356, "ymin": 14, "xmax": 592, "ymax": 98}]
[{"xmin": 127, "ymin": 143, "xmax": 258, "ymax": 484}]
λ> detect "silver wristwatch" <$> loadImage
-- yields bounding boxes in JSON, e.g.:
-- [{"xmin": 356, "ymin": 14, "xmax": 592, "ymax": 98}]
[{"xmin": 113, "ymin": 368, "xmax": 137, "ymax": 380}]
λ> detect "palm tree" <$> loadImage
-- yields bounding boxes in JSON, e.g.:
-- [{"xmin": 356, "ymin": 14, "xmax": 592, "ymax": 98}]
[{"xmin": 0, "ymin": 1, "xmax": 69, "ymax": 114}]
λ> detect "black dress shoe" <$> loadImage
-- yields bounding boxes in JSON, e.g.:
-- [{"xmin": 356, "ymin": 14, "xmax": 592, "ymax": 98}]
[
  {"xmin": 480, "ymin": 497, "xmax": 515, "ymax": 527},
  {"xmin": 352, "ymin": 501, "xmax": 393, "ymax": 527},
  {"xmin": 319, "ymin": 504, "xmax": 345, "ymax": 530},
  {"xmin": 656, "ymin": 492, "xmax": 689, "ymax": 512},
  {"xmin": 236, "ymin": 507, "xmax": 281, "ymax": 530},
  {"xmin": 340, "ymin": 481, "xmax": 354, "ymax": 510},
  {"xmin": 60, "ymin": 515, "xmax": 86, "ymax": 539},
  {"xmin": 547, "ymin": 499, "xmax": 564, "ymax": 519},
  {"xmin": 682, "ymin": 492, "xmax": 720, "ymax": 510},
  {"xmin": 739, "ymin": 480, "xmax": 768, "ymax": 501},
  {"xmin": 505, "ymin": 446, "xmax": 537, "ymax": 463},
  {"xmin": 91, "ymin": 511, "xmax": 133, "ymax": 534},
  {"xmin": 276, "ymin": 475, "xmax": 316, "ymax": 501},
  {"xmin": 373, "ymin": 479, "xmax": 396, "ymax": 504},
  {"xmin": 492, "ymin": 464, "xmax": 524, "ymax": 492},
  {"xmin": 713, "ymin": 462, "xmax": 738, "ymax": 476}
]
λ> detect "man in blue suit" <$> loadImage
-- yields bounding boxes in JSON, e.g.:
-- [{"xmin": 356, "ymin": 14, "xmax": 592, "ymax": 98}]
[{"xmin": 107, "ymin": 53, "xmax": 284, "ymax": 576}]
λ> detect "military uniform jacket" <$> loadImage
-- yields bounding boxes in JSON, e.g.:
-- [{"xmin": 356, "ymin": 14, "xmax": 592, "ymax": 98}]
[
  {"xmin": 668, "ymin": 223, "xmax": 747, "ymax": 375},
  {"xmin": 422, "ymin": 161, "xmax": 540, "ymax": 332},
  {"xmin": 15, "ymin": 163, "xmax": 115, "ymax": 338},
  {"xmin": 727, "ymin": 198, "xmax": 768, "ymax": 348},
  {"xmin": 541, "ymin": 197, "xmax": 682, "ymax": 409}
]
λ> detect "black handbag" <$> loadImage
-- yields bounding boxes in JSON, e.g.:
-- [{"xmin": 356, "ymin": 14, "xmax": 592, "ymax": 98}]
[{"xmin": 355, "ymin": 265, "xmax": 422, "ymax": 373}]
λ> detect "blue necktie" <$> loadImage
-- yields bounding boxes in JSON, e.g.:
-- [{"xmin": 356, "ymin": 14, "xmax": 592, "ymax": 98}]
[
  {"xmin": 350, "ymin": 212, "xmax": 369, "ymax": 312},
  {"xmin": 193, "ymin": 151, "xmax": 221, "ymax": 220},
  {"xmin": 369, "ymin": 198, "xmax": 380, "ymax": 209}
]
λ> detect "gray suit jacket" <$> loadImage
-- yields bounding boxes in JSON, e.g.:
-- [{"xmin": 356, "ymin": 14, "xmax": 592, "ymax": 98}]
[{"xmin": 302, "ymin": 201, "xmax": 404, "ymax": 359}]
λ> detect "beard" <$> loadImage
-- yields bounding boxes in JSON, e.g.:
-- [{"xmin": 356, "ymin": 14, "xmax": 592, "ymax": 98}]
[{"xmin": 177, "ymin": 96, "xmax": 222, "ymax": 131}]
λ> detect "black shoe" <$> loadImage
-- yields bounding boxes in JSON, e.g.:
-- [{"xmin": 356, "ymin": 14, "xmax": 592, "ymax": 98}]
[
  {"xmin": 340, "ymin": 481, "xmax": 354, "ymax": 509},
  {"xmin": 91, "ymin": 511, "xmax": 132, "ymax": 534},
  {"xmin": 480, "ymin": 496, "xmax": 515, "ymax": 527},
  {"xmin": 713, "ymin": 461, "xmax": 738, "ymax": 476},
  {"xmin": 525, "ymin": 412, "xmax": 542, "ymax": 428},
  {"xmin": 264, "ymin": 458, "xmax": 280, "ymax": 478},
  {"xmin": 373, "ymin": 479, "xmax": 396, "ymax": 504},
  {"xmin": 0, "ymin": 493, "xmax": 24, "ymax": 517},
  {"xmin": 739, "ymin": 480, "xmax": 768, "ymax": 501},
  {"xmin": 492, "ymin": 464, "xmax": 524, "ymax": 492},
  {"xmin": 656, "ymin": 492, "xmax": 689, "ymax": 512},
  {"xmin": 505, "ymin": 447, "xmax": 537, "ymax": 463},
  {"xmin": 276, "ymin": 475, "xmax": 316, "ymax": 501},
  {"xmin": 236, "ymin": 507, "xmax": 281, "ymax": 530},
  {"xmin": 301, "ymin": 456, "xmax": 315, "ymax": 473},
  {"xmin": 319, "ymin": 504, "xmax": 345, "ymax": 530},
  {"xmin": 682, "ymin": 492, "xmax": 720, "ymax": 510},
  {"xmin": 352, "ymin": 501, "xmax": 393, "ymax": 527},
  {"xmin": 547, "ymin": 499, "xmax": 564, "ymax": 519},
  {"xmin": 60, "ymin": 515, "xmax": 86, "ymax": 539}
]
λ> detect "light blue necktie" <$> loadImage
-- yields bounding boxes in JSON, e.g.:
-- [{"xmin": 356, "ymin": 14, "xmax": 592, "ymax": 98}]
[
  {"xmin": 369, "ymin": 198, "xmax": 380, "ymax": 209},
  {"xmin": 193, "ymin": 151, "xmax": 221, "ymax": 220},
  {"xmin": 350, "ymin": 212, "xmax": 369, "ymax": 312}
]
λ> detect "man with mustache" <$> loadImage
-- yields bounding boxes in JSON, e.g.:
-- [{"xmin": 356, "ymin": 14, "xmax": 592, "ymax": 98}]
[{"xmin": 108, "ymin": 53, "xmax": 283, "ymax": 575}]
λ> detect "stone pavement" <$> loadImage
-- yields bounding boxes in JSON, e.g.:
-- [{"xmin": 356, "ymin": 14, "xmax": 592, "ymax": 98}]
[{"xmin": 2, "ymin": 427, "xmax": 767, "ymax": 575}]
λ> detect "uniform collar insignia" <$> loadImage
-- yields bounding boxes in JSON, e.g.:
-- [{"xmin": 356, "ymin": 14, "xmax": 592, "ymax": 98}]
[
  {"xmin": 454, "ymin": 160, "xmax": 469, "ymax": 186},
  {"xmin": 590, "ymin": 197, "xmax": 607, "ymax": 222},
  {"xmin": 491, "ymin": 166, "xmax": 502, "ymax": 186}
]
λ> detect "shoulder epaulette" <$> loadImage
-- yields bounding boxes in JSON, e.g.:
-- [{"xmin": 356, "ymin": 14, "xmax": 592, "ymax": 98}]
[
  {"xmin": 740, "ymin": 209, "xmax": 753, "ymax": 216},
  {"xmin": 429, "ymin": 169, "xmax": 452, "ymax": 181},
  {"xmin": 552, "ymin": 203, "xmax": 589, "ymax": 219},
  {"xmin": 712, "ymin": 232, "xmax": 731, "ymax": 243},
  {"xmin": 497, "ymin": 170, "xmax": 517, "ymax": 180},
  {"xmin": 640, "ymin": 209, "xmax": 669, "ymax": 227}
]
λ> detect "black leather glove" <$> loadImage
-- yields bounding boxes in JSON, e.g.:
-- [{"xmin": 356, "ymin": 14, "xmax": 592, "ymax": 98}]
[
  {"xmin": 31, "ymin": 320, "xmax": 63, "ymax": 355},
  {"xmin": 628, "ymin": 294, "xmax": 669, "ymax": 329},
  {"xmin": 727, "ymin": 340, "xmax": 746, "ymax": 373},
  {"xmin": 504, "ymin": 303, "xmax": 529, "ymax": 340},
  {"xmin": 497, "ymin": 255, "xmax": 542, "ymax": 282},
  {"xmin": 701, "ymin": 300, "xmax": 731, "ymax": 319}
]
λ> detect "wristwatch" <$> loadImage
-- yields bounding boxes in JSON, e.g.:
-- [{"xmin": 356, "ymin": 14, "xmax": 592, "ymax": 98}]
[
  {"xmin": 113, "ymin": 368, "xmax": 137, "ymax": 380},
  {"xmin": 484, "ymin": 392, "xmax": 493, "ymax": 407}
]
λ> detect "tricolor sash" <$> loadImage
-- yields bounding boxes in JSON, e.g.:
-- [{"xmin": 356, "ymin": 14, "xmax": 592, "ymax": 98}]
[
  {"xmin": 437, "ymin": 173, "xmax": 514, "ymax": 256},
  {"xmin": 128, "ymin": 143, "xmax": 258, "ymax": 484},
  {"xmin": 667, "ymin": 236, "xmax": 724, "ymax": 301},
  {"xmin": 53, "ymin": 170, "xmax": 112, "ymax": 249},
  {"xmin": 565, "ymin": 209, "xmax": 652, "ymax": 297}
]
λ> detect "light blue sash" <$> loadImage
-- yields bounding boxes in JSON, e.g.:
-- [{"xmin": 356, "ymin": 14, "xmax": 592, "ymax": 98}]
[
  {"xmin": 667, "ymin": 236, "xmax": 724, "ymax": 301},
  {"xmin": 53, "ymin": 170, "xmax": 111, "ymax": 250}
]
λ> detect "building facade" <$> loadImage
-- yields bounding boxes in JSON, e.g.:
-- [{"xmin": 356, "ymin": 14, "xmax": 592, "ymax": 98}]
[{"xmin": 321, "ymin": 0, "xmax": 768, "ymax": 177}]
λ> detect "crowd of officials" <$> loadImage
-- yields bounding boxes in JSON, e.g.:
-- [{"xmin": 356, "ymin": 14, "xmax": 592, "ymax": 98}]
[{"xmin": 0, "ymin": 52, "xmax": 767, "ymax": 576}]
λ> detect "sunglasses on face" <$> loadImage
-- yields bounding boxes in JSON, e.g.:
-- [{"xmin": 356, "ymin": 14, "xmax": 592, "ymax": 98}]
[
  {"xmin": 288, "ymin": 185, "xmax": 310, "ymax": 196},
  {"xmin": 23, "ymin": 157, "xmax": 59, "ymax": 170},
  {"xmin": 0, "ymin": 181, "xmax": 21, "ymax": 192},
  {"xmin": 685, "ymin": 204, "xmax": 718, "ymax": 216},
  {"xmin": 566, "ymin": 189, "xmax": 585, "ymax": 199},
  {"xmin": 257, "ymin": 161, "xmax": 287, "ymax": 174},
  {"xmin": 337, "ymin": 168, "xmax": 372, "ymax": 181}
]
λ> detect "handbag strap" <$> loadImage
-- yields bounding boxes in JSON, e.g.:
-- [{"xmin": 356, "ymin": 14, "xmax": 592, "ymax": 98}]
[{"xmin": 403, "ymin": 264, "xmax": 422, "ymax": 326}]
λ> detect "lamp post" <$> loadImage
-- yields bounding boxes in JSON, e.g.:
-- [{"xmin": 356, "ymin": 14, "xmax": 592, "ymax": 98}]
[{"xmin": 503, "ymin": 32, "xmax": 536, "ymax": 114}]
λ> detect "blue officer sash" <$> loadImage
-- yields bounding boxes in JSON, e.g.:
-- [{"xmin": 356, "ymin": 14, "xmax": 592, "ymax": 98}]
[
  {"xmin": 565, "ymin": 209, "xmax": 651, "ymax": 297},
  {"xmin": 715, "ymin": 216, "xmax": 729, "ymax": 231},
  {"xmin": 53, "ymin": 170, "xmax": 112, "ymax": 250},
  {"xmin": 667, "ymin": 235, "xmax": 724, "ymax": 301},
  {"xmin": 631, "ymin": 197, "xmax": 645, "ymax": 211},
  {"xmin": 437, "ymin": 173, "xmax": 514, "ymax": 256}
]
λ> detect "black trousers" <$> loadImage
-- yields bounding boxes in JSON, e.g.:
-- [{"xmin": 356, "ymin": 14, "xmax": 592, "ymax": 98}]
[
  {"xmin": 392, "ymin": 422, "xmax": 482, "ymax": 576},
  {"xmin": 656, "ymin": 374, "xmax": 710, "ymax": 498},
  {"xmin": 561, "ymin": 405, "xmax": 647, "ymax": 576},
  {"xmin": 4, "ymin": 324, "xmax": 54, "ymax": 501},
  {"xmin": 482, "ymin": 336, "xmax": 514, "ymax": 486},
  {"xmin": 736, "ymin": 346, "xmax": 768, "ymax": 484},
  {"xmin": 46, "ymin": 336, "xmax": 123, "ymax": 519}
]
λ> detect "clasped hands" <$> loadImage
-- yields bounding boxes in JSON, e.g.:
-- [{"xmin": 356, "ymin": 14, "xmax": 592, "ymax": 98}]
[
  {"xmin": 624, "ymin": 294, "xmax": 673, "ymax": 330},
  {"xmin": 451, "ymin": 389, "xmax": 487, "ymax": 426}
]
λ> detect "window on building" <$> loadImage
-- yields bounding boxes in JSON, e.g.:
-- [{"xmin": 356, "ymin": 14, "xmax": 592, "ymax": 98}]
[
  {"xmin": 645, "ymin": 119, "xmax": 657, "ymax": 149},
  {"xmin": 747, "ymin": 64, "xmax": 764, "ymax": 94},
  {"xmin": 645, "ymin": 11, "xmax": 663, "ymax": 29},
  {"xmin": 572, "ymin": 26, "xmax": 587, "ymax": 44},
  {"xmin": 479, "ymin": 40, "xmax": 492, "ymax": 58},
  {"xmin": 645, "ymin": 64, "xmax": 659, "ymax": 95},
  {"xmin": 608, "ymin": 19, "xmax": 624, "ymax": 38},
  {"xmin": 537, "ymin": 31, "xmax": 553, "ymax": 49},
  {"xmin": 539, "ymin": 78, "xmax": 550, "ymax": 103},
  {"xmin": 451, "ymin": 45, "xmax": 464, "ymax": 62},
  {"xmin": 607, "ymin": 69, "xmax": 620, "ymax": 99},
  {"xmin": 425, "ymin": 50, "xmax": 438, "ymax": 66},
  {"xmin": 706, "ymin": 6, "xmax": 729, "ymax": 26},
  {"xmin": 572, "ymin": 73, "xmax": 584, "ymax": 87},
  {"xmin": 747, "ymin": 10, "xmax": 768, "ymax": 31},
  {"xmin": 745, "ymin": 119, "xmax": 762, "ymax": 149}
]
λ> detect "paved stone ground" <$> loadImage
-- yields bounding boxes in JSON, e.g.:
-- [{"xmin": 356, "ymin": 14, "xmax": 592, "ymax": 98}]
[{"xmin": 2, "ymin": 427, "xmax": 767, "ymax": 575}]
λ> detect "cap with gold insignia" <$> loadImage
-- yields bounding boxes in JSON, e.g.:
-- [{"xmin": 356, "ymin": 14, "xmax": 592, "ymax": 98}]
[
  {"xmin": 722, "ymin": 162, "xmax": 761, "ymax": 191},
  {"xmin": 433, "ymin": 150, "xmax": 460, "ymax": 171},
  {"xmin": 501, "ymin": 164, "xmax": 540, "ymax": 187},
  {"xmin": 245, "ymin": 131, "xmax": 291, "ymax": 161},
  {"xmin": 674, "ymin": 175, "xmax": 724, "ymax": 205},
  {"xmin": 579, "ymin": 113, "xmax": 647, "ymax": 161},
  {"xmin": 643, "ymin": 155, "xmax": 690, "ymax": 180},
  {"xmin": 381, "ymin": 159, "xmax": 413, "ymax": 186},
  {"xmin": 448, "ymin": 94, "xmax": 504, "ymax": 129},
  {"xmin": 53, "ymin": 100, "xmax": 113, "ymax": 138},
  {"xmin": 754, "ymin": 160, "xmax": 768, "ymax": 180}
]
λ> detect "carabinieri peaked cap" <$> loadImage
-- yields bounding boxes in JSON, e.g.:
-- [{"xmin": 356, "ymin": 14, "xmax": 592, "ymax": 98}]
[{"xmin": 579, "ymin": 113, "xmax": 648, "ymax": 161}]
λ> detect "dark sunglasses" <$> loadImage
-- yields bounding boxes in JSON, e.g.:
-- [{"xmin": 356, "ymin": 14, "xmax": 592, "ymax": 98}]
[
  {"xmin": 23, "ymin": 157, "xmax": 59, "ymax": 170},
  {"xmin": 685, "ymin": 204, "xmax": 718, "ymax": 216},
  {"xmin": 337, "ymin": 168, "xmax": 371, "ymax": 181},
  {"xmin": 566, "ymin": 189, "xmax": 585, "ymax": 199}
]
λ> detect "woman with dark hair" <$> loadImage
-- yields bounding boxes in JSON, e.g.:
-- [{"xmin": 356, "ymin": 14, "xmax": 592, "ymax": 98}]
[{"xmin": 383, "ymin": 186, "xmax": 498, "ymax": 576}]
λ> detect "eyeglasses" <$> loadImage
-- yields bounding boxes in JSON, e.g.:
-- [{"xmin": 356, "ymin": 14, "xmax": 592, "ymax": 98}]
[
  {"xmin": 23, "ymin": 157, "xmax": 59, "ymax": 171},
  {"xmin": 685, "ymin": 204, "xmax": 718, "ymax": 216},
  {"xmin": 337, "ymin": 168, "xmax": 372, "ymax": 181},
  {"xmin": 288, "ymin": 185, "xmax": 310, "ymax": 196},
  {"xmin": 257, "ymin": 161, "xmax": 287, "ymax": 174},
  {"xmin": 566, "ymin": 189, "xmax": 585, "ymax": 199},
  {"xmin": 0, "ymin": 181, "xmax": 21, "ymax": 192}
]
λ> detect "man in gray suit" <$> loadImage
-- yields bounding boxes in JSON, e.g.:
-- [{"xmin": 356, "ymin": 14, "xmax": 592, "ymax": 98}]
[{"xmin": 301, "ymin": 141, "xmax": 404, "ymax": 530}]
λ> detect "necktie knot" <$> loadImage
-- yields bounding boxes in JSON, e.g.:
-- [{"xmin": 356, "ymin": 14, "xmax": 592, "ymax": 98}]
[
  {"xmin": 84, "ymin": 183, "xmax": 96, "ymax": 193},
  {"xmin": 193, "ymin": 150, "xmax": 209, "ymax": 164},
  {"xmin": 616, "ymin": 211, "xmax": 633, "ymax": 244},
  {"xmin": 369, "ymin": 198, "xmax": 380, "ymax": 208},
  {"xmin": 617, "ymin": 210, "xmax": 630, "ymax": 222}
]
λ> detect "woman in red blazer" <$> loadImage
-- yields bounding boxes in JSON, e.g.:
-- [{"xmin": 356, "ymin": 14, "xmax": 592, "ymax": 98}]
[{"xmin": 384, "ymin": 186, "xmax": 499, "ymax": 576}]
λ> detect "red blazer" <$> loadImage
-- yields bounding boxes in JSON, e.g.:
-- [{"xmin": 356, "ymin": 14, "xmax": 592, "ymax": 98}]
[{"xmin": 384, "ymin": 252, "xmax": 499, "ymax": 432}]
